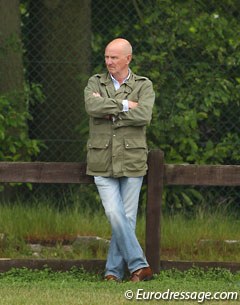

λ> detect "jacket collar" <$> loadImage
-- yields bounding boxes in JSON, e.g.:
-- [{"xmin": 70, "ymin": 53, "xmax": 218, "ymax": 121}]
[{"xmin": 99, "ymin": 69, "xmax": 142, "ymax": 87}]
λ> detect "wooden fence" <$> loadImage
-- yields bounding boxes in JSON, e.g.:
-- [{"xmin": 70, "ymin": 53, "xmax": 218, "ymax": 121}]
[{"xmin": 0, "ymin": 149, "xmax": 240, "ymax": 273}]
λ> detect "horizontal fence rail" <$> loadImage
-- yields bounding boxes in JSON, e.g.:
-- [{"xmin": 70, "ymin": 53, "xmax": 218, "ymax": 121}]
[
  {"xmin": 1, "ymin": 161, "xmax": 240, "ymax": 186},
  {"xmin": 165, "ymin": 164, "xmax": 240, "ymax": 186},
  {"xmin": 0, "ymin": 162, "xmax": 93, "ymax": 184},
  {"xmin": 0, "ymin": 150, "xmax": 240, "ymax": 273}
]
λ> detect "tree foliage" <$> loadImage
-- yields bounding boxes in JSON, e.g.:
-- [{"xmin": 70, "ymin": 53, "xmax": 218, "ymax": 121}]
[
  {"xmin": 92, "ymin": 0, "xmax": 240, "ymax": 166},
  {"xmin": 92, "ymin": 0, "xmax": 240, "ymax": 210},
  {"xmin": 1, "ymin": 1, "xmax": 240, "ymax": 209},
  {"xmin": 0, "ymin": 85, "xmax": 44, "ymax": 162},
  {"xmin": 130, "ymin": 0, "xmax": 240, "ymax": 165}
]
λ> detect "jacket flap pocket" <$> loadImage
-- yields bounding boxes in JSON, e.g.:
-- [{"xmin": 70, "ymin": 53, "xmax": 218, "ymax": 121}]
[
  {"xmin": 124, "ymin": 138, "xmax": 147, "ymax": 149},
  {"xmin": 88, "ymin": 138, "xmax": 110, "ymax": 149}
]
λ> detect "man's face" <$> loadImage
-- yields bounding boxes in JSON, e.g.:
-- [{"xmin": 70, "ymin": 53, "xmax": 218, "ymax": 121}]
[{"xmin": 105, "ymin": 44, "xmax": 131, "ymax": 77}]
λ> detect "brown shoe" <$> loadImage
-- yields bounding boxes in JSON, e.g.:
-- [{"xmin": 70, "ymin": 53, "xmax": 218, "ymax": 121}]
[
  {"xmin": 104, "ymin": 275, "xmax": 120, "ymax": 282},
  {"xmin": 130, "ymin": 267, "xmax": 153, "ymax": 282}
]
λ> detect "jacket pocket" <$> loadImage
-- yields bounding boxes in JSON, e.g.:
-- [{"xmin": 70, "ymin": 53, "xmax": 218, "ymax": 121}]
[
  {"xmin": 123, "ymin": 138, "xmax": 147, "ymax": 172},
  {"xmin": 87, "ymin": 138, "xmax": 111, "ymax": 172}
]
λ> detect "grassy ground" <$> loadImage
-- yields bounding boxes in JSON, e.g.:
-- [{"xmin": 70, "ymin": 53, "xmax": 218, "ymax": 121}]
[
  {"xmin": 161, "ymin": 211, "xmax": 240, "ymax": 262},
  {"xmin": 0, "ymin": 200, "xmax": 239, "ymax": 262},
  {"xmin": 0, "ymin": 267, "xmax": 239, "ymax": 305}
]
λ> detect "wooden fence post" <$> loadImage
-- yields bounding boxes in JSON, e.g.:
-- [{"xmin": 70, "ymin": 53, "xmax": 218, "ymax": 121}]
[{"xmin": 146, "ymin": 149, "xmax": 164, "ymax": 274}]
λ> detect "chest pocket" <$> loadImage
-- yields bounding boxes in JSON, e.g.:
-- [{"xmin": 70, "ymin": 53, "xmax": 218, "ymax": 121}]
[{"xmin": 87, "ymin": 138, "xmax": 111, "ymax": 172}]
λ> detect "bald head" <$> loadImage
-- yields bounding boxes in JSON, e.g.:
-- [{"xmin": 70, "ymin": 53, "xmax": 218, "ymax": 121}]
[
  {"xmin": 105, "ymin": 38, "xmax": 132, "ymax": 81},
  {"xmin": 105, "ymin": 38, "xmax": 132, "ymax": 56}
]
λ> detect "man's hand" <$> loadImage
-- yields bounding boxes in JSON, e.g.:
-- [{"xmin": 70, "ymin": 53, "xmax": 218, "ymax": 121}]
[
  {"xmin": 93, "ymin": 92, "xmax": 101, "ymax": 97},
  {"xmin": 128, "ymin": 100, "xmax": 138, "ymax": 109}
]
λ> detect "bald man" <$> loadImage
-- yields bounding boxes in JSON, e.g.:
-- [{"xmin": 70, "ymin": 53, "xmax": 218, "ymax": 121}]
[{"xmin": 84, "ymin": 38, "xmax": 155, "ymax": 282}]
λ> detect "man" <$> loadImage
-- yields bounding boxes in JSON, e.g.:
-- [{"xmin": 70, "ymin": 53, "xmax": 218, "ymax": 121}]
[{"xmin": 84, "ymin": 38, "xmax": 155, "ymax": 282}]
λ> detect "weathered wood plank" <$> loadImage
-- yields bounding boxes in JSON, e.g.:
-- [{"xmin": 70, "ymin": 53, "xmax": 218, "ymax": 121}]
[
  {"xmin": 0, "ymin": 162, "xmax": 93, "ymax": 184},
  {"xmin": 160, "ymin": 260, "xmax": 240, "ymax": 273},
  {"xmin": 146, "ymin": 150, "xmax": 164, "ymax": 274},
  {"xmin": 0, "ymin": 258, "xmax": 239, "ymax": 273},
  {"xmin": 1, "ymin": 161, "xmax": 240, "ymax": 186},
  {"xmin": 164, "ymin": 164, "xmax": 240, "ymax": 186},
  {"xmin": 0, "ymin": 258, "xmax": 105, "ymax": 273}
]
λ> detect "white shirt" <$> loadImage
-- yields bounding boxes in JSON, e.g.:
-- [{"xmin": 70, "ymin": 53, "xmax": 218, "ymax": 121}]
[{"xmin": 110, "ymin": 72, "xmax": 130, "ymax": 112}]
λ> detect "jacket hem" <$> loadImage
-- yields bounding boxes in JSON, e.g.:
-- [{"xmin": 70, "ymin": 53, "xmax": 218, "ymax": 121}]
[{"xmin": 86, "ymin": 170, "xmax": 147, "ymax": 178}]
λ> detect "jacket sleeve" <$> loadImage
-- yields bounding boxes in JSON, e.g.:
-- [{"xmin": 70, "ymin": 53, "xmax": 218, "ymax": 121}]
[
  {"xmin": 114, "ymin": 80, "xmax": 155, "ymax": 128},
  {"xmin": 84, "ymin": 75, "xmax": 123, "ymax": 118}
]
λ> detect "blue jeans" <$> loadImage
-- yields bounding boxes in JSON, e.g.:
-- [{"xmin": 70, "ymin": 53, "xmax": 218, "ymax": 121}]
[{"xmin": 94, "ymin": 176, "xmax": 149, "ymax": 280}]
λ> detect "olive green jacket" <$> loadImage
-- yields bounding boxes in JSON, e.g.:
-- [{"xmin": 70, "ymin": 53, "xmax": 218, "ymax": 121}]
[{"xmin": 84, "ymin": 70, "xmax": 155, "ymax": 177}]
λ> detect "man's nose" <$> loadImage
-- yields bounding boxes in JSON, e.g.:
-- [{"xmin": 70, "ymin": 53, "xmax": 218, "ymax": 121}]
[{"xmin": 106, "ymin": 58, "xmax": 112, "ymax": 65}]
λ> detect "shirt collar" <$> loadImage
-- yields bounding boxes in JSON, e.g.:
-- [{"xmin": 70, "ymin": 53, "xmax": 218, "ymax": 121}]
[{"xmin": 110, "ymin": 70, "xmax": 131, "ymax": 90}]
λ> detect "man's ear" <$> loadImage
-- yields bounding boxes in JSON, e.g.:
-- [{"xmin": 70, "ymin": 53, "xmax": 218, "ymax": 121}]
[{"xmin": 127, "ymin": 54, "xmax": 132, "ymax": 64}]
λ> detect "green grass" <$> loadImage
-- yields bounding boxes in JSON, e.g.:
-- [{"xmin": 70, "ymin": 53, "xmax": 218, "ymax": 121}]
[
  {"xmin": 0, "ymin": 201, "xmax": 110, "ymax": 239},
  {"xmin": 0, "ymin": 200, "xmax": 111, "ymax": 259},
  {"xmin": 0, "ymin": 267, "xmax": 239, "ymax": 305},
  {"xmin": 0, "ymin": 200, "xmax": 239, "ymax": 262},
  {"xmin": 161, "ymin": 210, "xmax": 240, "ymax": 262}
]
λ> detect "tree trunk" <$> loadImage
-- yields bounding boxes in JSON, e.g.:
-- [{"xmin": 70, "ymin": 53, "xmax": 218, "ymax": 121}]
[
  {"xmin": 28, "ymin": 0, "xmax": 92, "ymax": 161},
  {"xmin": 0, "ymin": 0, "xmax": 24, "ymax": 98},
  {"xmin": 0, "ymin": 0, "xmax": 25, "ymax": 200}
]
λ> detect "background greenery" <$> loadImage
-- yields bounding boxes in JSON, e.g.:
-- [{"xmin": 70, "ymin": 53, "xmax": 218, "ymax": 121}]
[
  {"xmin": 91, "ymin": 0, "xmax": 240, "ymax": 211},
  {"xmin": 0, "ymin": 1, "xmax": 240, "ymax": 211},
  {"xmin": 0, "ymin": 201, "xmax": 239, "ymax": 262}
]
